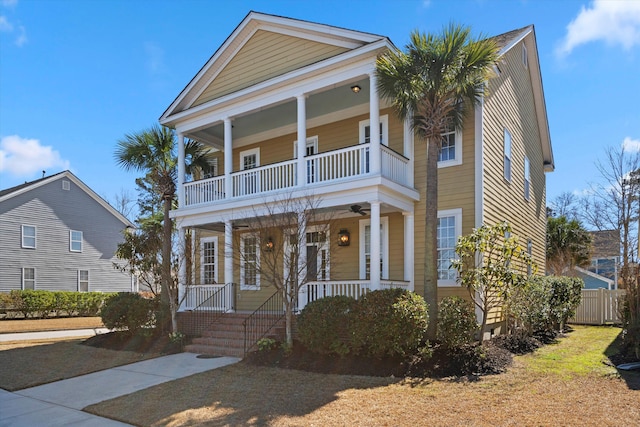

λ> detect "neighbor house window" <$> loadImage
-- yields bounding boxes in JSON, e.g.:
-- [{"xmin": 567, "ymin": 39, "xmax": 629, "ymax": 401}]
[
  {"xmin": 359, "ymin": 217, "xmax": 389, "ymax": 280},
  {"xmin": 527, "ymin": 240, "xmax": 533, "ymax": 276},
  {"xmin": 504, "ymin": 128, "xmax": 512, "ymax": 182},
  {"xmin": 70, "ymin": 230, "xmax": 83, "ymax": 252},
  {"xmin": 21, "ymin": 225, "xmax": 36, "ymax": 249},
  {"xmin": 78, "ymin": 270, "xmax": 89, "ymax": 292},
  {"xmin": 22, "ymin": 267, "xmax": 35, "ymax": 290},
  {"xmin": 240, "ymin": 235, "xmax": 259, "ymax": 290},
  {"xmin": 437, "ymin": 209, "xmax": 462, "ymax": 286},
  {"xmin": 438, "ymin": 124, "xmax": 462, "ymax": 167},
  {"xmin": 200, "ymin": 237, "xmax": 218, "ymax": 284},
  {"xmin": 524, "ymin": 156, "xmax": 531, "ymax": 201}
]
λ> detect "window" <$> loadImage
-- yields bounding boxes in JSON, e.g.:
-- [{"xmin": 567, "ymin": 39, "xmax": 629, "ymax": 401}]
[
  {"xmin": 21, "ymin": 225, "xmax": 36, "ymax": 249},
  {"xmin": 359, "ymin": 217, "xmax": 389, "ymax": 280},
  {"xmin": 240, "ymin": 235, "xmax": 259, "ymax": 290},
  {"xmin": 522, "ymin": 43, "xmax": 528, "ymax": 68},
  {"xmin": 78, "ymin": 270, "xmax": 89, "ymax": 292},
  {"xmin": 359, "ymin": 115, "xmax": 389, "ymax": 146},
  {"xmin": 437, "ymin": 209, "xmax": 462, "ymax": 286},
  {"xmin": 62, "ymin": 180, "xmax": 70, "ymax": 191},
  {"xmin": 203, "ymin": 158, "xmax": 218, "ymax": 178},
  {"xmin": 22, "ymin": 268, "xmax": 35, "ymax": 290},
  {"xmin": 504, "ymin": 128, "xmax": 512, "ymax": 182},
  {"xmin": 239, "ymin": 148, "xmax": 260, "ymax": 196},
  {"xmin": 438, "ymin": 125, "xmax": 462, "ymax": 167},
  {"xmin": 200, "ymin": 237, "xmax": 218, "ymax": 284},
  {"xmin": 293, "ymin": 136, "xmax": 319, "ymax": 184},
  {"xmin": 70, "ymin": 230, "xmax": 83, "ymax": 252},
  {"xmin": 524, "ymin": 156, "xmax": 531, "ymax": 201}
]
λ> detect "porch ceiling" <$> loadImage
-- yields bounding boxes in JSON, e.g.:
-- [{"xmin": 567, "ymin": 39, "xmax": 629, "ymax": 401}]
[{"xmin": 186, "ymin": 77, "xmax": 371, "ymax": 149}]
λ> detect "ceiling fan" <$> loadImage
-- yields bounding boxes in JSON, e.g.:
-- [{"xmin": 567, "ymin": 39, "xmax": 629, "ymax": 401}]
[{"xmin": 349, "ymin": 204, "xmax": 369, "ymax": 216}]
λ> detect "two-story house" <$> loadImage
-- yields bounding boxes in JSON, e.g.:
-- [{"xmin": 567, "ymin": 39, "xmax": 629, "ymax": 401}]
[
  {"xmin": 159, "ymin": 12, "xmax": 553, "ymax": 350},
  {"xmin": 0, "ymin": 171, "xmax": 135, "ymax": 293}
]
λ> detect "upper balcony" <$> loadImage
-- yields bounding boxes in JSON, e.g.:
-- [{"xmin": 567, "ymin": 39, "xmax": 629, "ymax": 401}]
[{"xmin": 183, "ymin": 142, "xmax": 411, "ymax": 208}]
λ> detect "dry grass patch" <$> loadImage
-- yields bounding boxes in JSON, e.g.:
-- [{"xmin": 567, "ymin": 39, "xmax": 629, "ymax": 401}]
[
  {"xmin": 0, "ymin": 339, "xmax": 161, "ymax": 391},
  {"xmin": 86, "ymin": 326, "xmax": 640, "ymax": 427},
  {"xmin": 0, "ymin": 317, "xmax": 104, "ymax": 333}
]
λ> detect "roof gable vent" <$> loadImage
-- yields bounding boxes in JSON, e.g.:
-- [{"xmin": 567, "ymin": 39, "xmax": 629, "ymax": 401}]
[{"xmin": 62, "ymin": 180, "xmax": 70, "ymax": 191}]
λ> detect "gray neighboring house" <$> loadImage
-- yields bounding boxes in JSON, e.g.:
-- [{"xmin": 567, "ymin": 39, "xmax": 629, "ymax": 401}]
[{"xmin": 0, "ymin": 171, "xmax": 135, "ymax": 293}]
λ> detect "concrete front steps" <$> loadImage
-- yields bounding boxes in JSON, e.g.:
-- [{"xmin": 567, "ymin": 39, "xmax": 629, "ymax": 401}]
[{"xmin": 185, "ymin": 313, "xmax": 285, "ymax": 358}]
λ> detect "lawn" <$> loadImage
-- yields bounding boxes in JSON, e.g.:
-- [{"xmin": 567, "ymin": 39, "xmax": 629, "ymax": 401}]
[
  {"xmin": 82, "ymin": 325, "xmax": 638, "ymax": 427},
  {"xmin": 2, "ymin": 322, "xmax": 638, "ymax": 426}
]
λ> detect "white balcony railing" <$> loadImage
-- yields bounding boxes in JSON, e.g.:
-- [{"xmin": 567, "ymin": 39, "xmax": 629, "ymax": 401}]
[
  {"xmin": 183, "ymin": 284, "xmax": 226, "ymax": 311},
  {"xmin": 182, "ymin": 143, "xmax": 411, "ymax": 207},
  {"xmin": 297, "ymin": 279, "xmax": 410, "ymax": 311}
]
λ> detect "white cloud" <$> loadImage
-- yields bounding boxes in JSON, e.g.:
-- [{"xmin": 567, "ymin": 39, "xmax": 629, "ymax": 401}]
[
  {"xmin": 0, "ymin": 15, "xmax": 12, "ymax": 32},
  {"xmin": 1, "ymin": 0, "xmax": 18, "ymax": 8},
  {"xmin": 557, "ymin": 0, "xmax": 640, "ymax": 56},
  {"xmin": 622, "ymin": 136, "xmax": 640, "ymax": 153},
  {"xmin": 14, "ymin": 23, "xmax": 25, "ymax": 46},
  {"xmin": 0, "ymin": 135, "xmax": 70, "ymax": 177}
]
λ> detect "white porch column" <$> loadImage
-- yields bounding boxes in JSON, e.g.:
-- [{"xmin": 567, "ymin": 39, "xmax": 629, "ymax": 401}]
[
  {"xmin": 403, "ymin": 117, "xmax": 414, "ymax": 187},
  {"xmin": 296, "ymin": 94, "xmax": 307, "ymax": 187},
  {"xmin": 177, "ymin": 133, "xmax": 185, "ymax": 207},
  {"xmin": 224, "ymin": 118, "xmax": 233, "ymax": 199},
  {"xmin": 403, "ymin": 211, "xmax": 415, "ymax": 291},
  {"xmin": 370, "ymin": 201, "xmax": 381, "ymax": 290},
  {"xmin": 177, "ymin": 224, "xmax": 187, "ymax": 310},
  {"xmin": 369, "ymin": 73, "xmax": 381, "ymax": 175},
  {"xmin": 224, "ymin": 219, "xmax": 234, "ymax": 286}
]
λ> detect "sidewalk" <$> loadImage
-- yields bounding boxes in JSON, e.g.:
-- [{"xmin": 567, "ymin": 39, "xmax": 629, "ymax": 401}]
[
  {"xmin": 0, "ymin": 328, "xmax": 110, "ymax": 343},
  {"xmin": 0, "ymin": 331, "xmax": 240, "ymax": 426}
]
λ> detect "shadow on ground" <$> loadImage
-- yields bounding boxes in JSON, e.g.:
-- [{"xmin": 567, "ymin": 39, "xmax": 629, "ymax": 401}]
[{"xmin": 605, "ymin": 329, "xmax": 640, "ymax": 390}]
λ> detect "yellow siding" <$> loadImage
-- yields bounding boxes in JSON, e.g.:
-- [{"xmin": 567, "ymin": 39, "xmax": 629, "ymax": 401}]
[
  {"xmin": 412, "ymin": 111, "xmax": 477, "ymax": 299},
  {"xmin": 482, "ymin": 35, "xmax": 547, "ymax": 275},
  {"xmin": 194, "ymin": 30, "xmax": 349, "ymax": 106}
]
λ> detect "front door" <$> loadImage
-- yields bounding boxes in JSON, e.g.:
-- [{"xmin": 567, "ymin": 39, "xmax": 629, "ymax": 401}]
[{"xmin": 240, "ymin": 148, "xmax": 260, "ymax": 195}]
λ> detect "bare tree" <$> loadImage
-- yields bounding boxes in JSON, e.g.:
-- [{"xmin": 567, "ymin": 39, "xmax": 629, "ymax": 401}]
[
  {"xmin": 580, "ymin": 145, "xmax": 639, "ymax": 290},
  {"xmin": 548, "ymin": 191, "xmax": 580, "ymax": 220},
  {"xmin": 111, "ymin": 188, "xmax": 136, "ymax": 221},
  {"xmin": 231, "ymin": 194, "xmax": 337, "ymax": 348}
]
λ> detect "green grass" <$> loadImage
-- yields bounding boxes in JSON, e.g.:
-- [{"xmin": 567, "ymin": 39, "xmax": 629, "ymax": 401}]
[{"xmin": 520, "ymin": 325, "xmax": 621, "ymax": 378}]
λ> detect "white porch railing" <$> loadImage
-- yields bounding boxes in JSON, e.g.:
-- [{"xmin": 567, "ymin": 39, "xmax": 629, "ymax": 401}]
[
  {"xmin": 381, "ymin": 145, "xmax": 410, "ymax": 186},
  {"xmin": 184, "ymin": 175, "xmax": 225, "ymax": 206},
  {"xmin": 183, "ymin": 284, "xmax": 227, "ymax": 311},
  {"xmin": 306, "ymin": 144, "xmax": 369, "ymax": 184},
  {"xmin": 232, "ymin": 159, "xmax": 297, "ymax": 197},
  {"xmin": 182, "ymin": 143, "xmax": 412, "ymax": 207},
  {"xmin": 297, "ymin": 279, "xmax": 410, "ymax": 311}
]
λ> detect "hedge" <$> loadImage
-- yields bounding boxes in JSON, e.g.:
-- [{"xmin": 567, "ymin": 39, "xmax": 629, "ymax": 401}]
[{"xmin": 0, "ymin": 290, "xmax": 115, "ymax": 319}]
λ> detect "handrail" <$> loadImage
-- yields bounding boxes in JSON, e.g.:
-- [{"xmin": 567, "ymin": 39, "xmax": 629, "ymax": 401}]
[
  {"xmin": 188, "ymin": 283, "xmax": 235, "ymax": 335},
  {"xmin": 243, "ymin": 289, "xmax": 285, "ymax": 355}
]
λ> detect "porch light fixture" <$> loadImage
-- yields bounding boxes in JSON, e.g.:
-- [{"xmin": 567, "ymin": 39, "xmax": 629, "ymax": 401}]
[
  {"xmin": 264, "ymin": 237, "xmax": 274, "ymax": 252},
  {"xmin": 351, "ymin": 85, "xmax": 361, "ymax": 93},
  {"xmin": 338, "ymin": 229, "xmax": 350, "ymax": 246}
]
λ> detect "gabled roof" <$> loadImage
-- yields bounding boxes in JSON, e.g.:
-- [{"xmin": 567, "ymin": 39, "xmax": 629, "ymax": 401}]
[
  {"xmin": 160, "ymin": 11, "xmax": 389, "ymax": 124},
  {"xmin": 492, "ymin": 25, "xmax": 554, "ymax": 172},
  {"xmin": 0, "ymin": 170, "xmax": 135, "ymax": 228}
]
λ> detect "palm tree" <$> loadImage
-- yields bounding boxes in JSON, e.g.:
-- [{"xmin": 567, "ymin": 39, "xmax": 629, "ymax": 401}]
[
  {"xmin": 546, "ymin": 216, "xmax": 592, "ymax": 275},
  {"xmin": 376, "ymin": 24, "xmax": 498, "ymax": 339},
  {"xmin": 115, "ymin": 125, "xmax": 212, "ymax": 324}
]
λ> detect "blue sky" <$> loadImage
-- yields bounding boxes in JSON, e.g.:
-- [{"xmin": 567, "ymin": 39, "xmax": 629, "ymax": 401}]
[{"xmin": 1, "ymin": 0, "xmax": 639, "ymax": 207}]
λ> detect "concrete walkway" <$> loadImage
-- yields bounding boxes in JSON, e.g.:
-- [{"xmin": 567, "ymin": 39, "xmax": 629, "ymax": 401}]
[
  {"xmin": 0, "ymin": 328, "xmax": 110, "ymax": 342},
  {"xmin": 0, "ymin": 332, "xmax": 240, "ymax": 426}
]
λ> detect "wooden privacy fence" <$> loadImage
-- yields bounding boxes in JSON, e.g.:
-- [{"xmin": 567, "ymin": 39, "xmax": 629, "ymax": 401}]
[{"xmin": 570, "ymin": 288, "xmax": 626, "ymax": 325}]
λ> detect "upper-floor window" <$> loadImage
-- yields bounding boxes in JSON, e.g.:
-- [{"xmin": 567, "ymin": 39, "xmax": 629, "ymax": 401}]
[
  {"xmin": 524, "ymin": 156, "xmax": 531, "ymax": 201},
  {"xmin": 504, "ymin": 128, "xmax": 512, "ymax": 182},
  {"xmin": 203, "ymin": 158, "xmax": 219, "ymax": 178},
  {"xmin": 240, "ymin": 234, "xmax": 260, "ymax": 290},
  {"xmin": 70, "ymin": 230, "xmax": 83, "ymax": 252},
  {"xmin": 22, "ymin": 267, "xmax": 35, "ymax": 290},
  {"xmin": 437, "ymin": 208, "xmax": 462, "ymax": 286},
  {"xmin": 21, "ymin": 225, "xmax": 36, "ymax": 249},
  {"xmin": 359, "ymin": 115, "xmax": 389, "ymax": 146},
  {"xmin": 78, "ymin": 270, "xmax": 89, "ymax": 292},
  {"xmin": 438, "ymin": 125, "xmax": 463, "ymax": 167},
  {"xmin": 201, "ymin": 237, "xmax": 218, "ymax": 284}
]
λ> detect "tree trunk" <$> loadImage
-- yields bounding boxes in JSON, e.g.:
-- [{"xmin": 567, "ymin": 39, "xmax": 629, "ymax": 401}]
[
  {"xmin": 424, "ymin": 139, "xmax": 439, "ymax": 340},
  {"xmin": 161, "ymin": 197, "xmax": 172, "ymax": 307}
]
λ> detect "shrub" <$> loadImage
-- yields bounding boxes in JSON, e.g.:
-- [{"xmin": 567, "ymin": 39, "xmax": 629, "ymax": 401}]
[
  {"xmin": 509, "ymin": 277, "xmax": 552, "ymax": 334},
  {"xmin": 547, "ymin": 276, "xmax": 583, "ymax": 331},
  {"xmin": 297, "ymin": 295, "xmax": 357, "ymax": 356},
  {"xmin": 437, "ymin": 296, "xmax": 478, "ymax": 348},
  {"xmin": 17, "ymin": 290, "xmax": 56, "ymax": 318},
  {"xmin": 100, "ymin": 292, "xmax": 156, "ymax": 335},
  {"xmin": 351, "ymin": 289, "xmax": 428, "ymax": 358}
]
